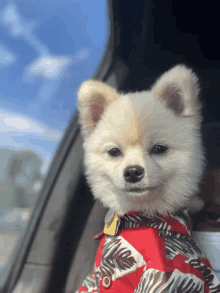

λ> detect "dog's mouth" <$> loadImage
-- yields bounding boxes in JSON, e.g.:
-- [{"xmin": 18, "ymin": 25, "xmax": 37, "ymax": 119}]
[{"xmin": 125, "ymin": 186, "xmax": 158, "ymax": 193}]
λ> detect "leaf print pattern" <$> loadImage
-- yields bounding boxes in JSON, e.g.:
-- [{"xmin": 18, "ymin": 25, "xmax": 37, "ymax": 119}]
[
  {"xmin": 100, "ymin": 236, "xmax": 137, "ymax": 277},
  {"xmin": 81, "ymin": 272, "xmax": 97, "ymax": 292},
  {"xmin": 188, "ymin": 259, "xmax": 220, "ymax": 292},
  {"xmin": 100, "ymin": 235, "xmax": 146, "ymax": 281},
  {"xmin": 114, "ymin": 208, "xmax": 191, "ymax": 236},
  {"xmin": 158, "ymin": 229, "xmax": 183, "ymax": 238},
  {"xmin": 164, "ymin": 236, "xmax": 220, "ymax": 292},
  {"xmin": 120, "ymin": 214, "xmax": 170, "ymax": 232},
  {"xmin": 172, "ymin": 208, "xmax": 191, "ymax": 235},
  {"xmin": 77, "ymin": 210, "xmax": 220, "ymax": 292},
  {"xmin": 95, "ymin": 270, "xmax": 101, "ymax": 293},
  {"xmin": 134, "ymin": 268, "xmax": 204, "ymax": 293},
  {"xmin": 164, "ymin": 234, "xmax": 205, "ymax": 260}
]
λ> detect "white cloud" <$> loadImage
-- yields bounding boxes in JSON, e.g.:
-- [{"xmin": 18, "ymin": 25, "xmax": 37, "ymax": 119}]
[
  {"xmin": 3, "ymin": 4, "xmax": 19, "ymax": 23},
  {"xmin": 0, "ymin": 44, "xmax": 15, "ymax": 67},
  {"xmin": 23, "ymin": 48, "xmax": 89, "ymax": 108},
  {"xmin": 0, "ymin": 112, "xmax": 44, "ymax": 134},
  {"xmin": 1, "ymin": 3, "xmax": 89, "ymax": 86},
  {"xmin": 73, "ymin": 48, "xmax": 89, "ymax": 63},
  {"xmin": 2, "ymin": 4, "xmax": 23, "ymax": 36},
  {"xmin": 1, "ymin": 3, "xmax": 48, "ymax": 55},
  {"xmin": 0, "ymin": 109, "xmax": 62, "ymax": 141},
  {"xmin": 4, "ymin": 117, "xmax": 30, "ymax": 130},
  {"xmin": 0, "ymin": 109, "xmax": 61, "ymax": 175},
  {"xmin": 26, "ymin": 55, "xmax": 72, "ymax": 80},
  {"xmin": 24, "ymin": 49, "xmax": 89, "ymax": 82}
]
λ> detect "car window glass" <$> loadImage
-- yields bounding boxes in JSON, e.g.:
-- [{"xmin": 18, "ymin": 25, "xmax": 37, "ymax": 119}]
[{"xmin": 0, "ymin": 0, "xmax": 107, "ymax": 284}]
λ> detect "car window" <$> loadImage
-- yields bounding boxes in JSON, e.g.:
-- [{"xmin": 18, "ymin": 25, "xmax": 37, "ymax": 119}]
[{"xmin": 0, "ymin": 0, "xmax": 107, "ymax": 284}]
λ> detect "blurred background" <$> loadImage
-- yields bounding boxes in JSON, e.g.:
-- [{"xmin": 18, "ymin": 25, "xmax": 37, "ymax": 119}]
[{"xmin": 0, "ymin": 0, "xmax": 107, "ymax": 278}]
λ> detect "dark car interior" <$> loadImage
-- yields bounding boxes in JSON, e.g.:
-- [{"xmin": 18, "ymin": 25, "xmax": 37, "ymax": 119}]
[{"xmin": 1, "ymin": 0, "xmax": 220, "ymax": 292}]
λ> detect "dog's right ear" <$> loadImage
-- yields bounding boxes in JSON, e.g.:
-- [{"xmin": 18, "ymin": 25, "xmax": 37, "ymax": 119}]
[{"xmin": 77, "ymin": 80, "xmax": 119, "ymax": 137}]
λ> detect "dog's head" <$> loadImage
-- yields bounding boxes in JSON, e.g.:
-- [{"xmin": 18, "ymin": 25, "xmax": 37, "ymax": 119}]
[{"xmin": 77, "ymin": 65, "xmax": 205, "ymax": 216}]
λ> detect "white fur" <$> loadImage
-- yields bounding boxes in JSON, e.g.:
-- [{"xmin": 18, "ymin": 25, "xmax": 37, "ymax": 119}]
[{"xmin": 78, "ymin": 64, "xmax": 206, "ymax": 217}]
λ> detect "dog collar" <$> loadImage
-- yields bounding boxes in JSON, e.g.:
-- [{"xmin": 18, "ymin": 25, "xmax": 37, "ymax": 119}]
[{"xmin": 93, "ymin": 208, "xmax": 192, "ymax": 240}]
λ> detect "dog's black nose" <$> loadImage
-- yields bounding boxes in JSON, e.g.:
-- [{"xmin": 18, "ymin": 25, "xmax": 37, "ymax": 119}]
[{"xmin": 123, "ymin": 165, "xmax": 144, "ymax": 183}]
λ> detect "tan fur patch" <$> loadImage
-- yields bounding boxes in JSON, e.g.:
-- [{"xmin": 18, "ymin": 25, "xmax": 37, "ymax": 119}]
[{"xmin": 105, "ymin": 97, "xmax": 142, "ymax": 147}]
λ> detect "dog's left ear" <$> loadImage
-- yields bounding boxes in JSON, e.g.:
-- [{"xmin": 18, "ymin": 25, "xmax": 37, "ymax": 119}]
[
  {"xmin": 77, "ymin": 80, "xmax": 119, "ymax": 137},
  {"xmin": 153, "ymin": 65, "xmax": 200, "ymax": 117}
]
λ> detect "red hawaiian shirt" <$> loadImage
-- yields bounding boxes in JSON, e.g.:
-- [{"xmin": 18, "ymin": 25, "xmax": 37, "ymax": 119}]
[{"xmin": 76, "ymin": 209, "xmax": 220, "ymax": 292}]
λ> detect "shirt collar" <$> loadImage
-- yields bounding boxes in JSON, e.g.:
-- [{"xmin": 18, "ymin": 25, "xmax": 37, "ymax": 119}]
[{"xmin": 93, "ymin": 208, "xmax": 192, "ymax": 240}]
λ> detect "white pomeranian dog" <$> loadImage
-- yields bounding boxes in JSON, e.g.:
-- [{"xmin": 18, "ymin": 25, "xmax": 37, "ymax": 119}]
[{"xmin": 76, "ymin": 65, "xmax": 220, "ymax": 293}]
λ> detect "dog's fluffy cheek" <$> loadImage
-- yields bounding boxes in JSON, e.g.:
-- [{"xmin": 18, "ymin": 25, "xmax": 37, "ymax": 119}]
[
  {"xmin": 155, "ymin": 150, "xmax": 191, "ymax": 174},
  {"xmin": 84, "ymin": 151, "xmax": 124, "ymax": 185}
]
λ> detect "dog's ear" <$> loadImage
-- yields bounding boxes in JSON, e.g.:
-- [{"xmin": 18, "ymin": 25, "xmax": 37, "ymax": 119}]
[
  {"xmin": 77, "ymin": 80, "xmax": 119, "ymax": 136},
  {"xmin": 153, "ymin": 65, "xmax": 200, "ymax": 117}
]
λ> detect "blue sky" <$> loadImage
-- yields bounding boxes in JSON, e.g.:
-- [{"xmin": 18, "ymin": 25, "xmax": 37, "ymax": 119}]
[{"xmin": 0, "ymin": 0, "xmax": 107, "ymax": 173}]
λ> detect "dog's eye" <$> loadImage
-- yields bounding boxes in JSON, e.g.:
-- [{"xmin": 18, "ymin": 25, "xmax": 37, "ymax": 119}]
[
  {"xmin": 108, "ymin": 148, "xmax": 121, "ymax": 157},
  {"xmin": 151, "ymin": 145, "xmax": 168, "ymax": 155}
]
